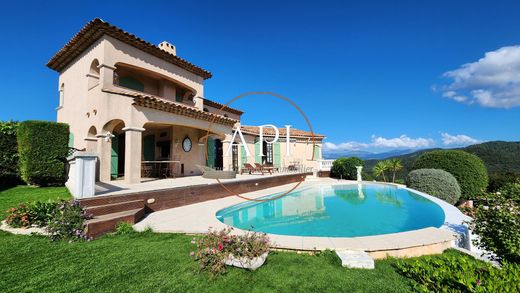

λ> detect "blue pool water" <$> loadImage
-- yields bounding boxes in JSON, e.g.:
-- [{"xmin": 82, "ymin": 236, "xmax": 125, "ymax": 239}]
[{"xmin": 216, "ymin": 184, "xmax": 446, "ymax": 237}]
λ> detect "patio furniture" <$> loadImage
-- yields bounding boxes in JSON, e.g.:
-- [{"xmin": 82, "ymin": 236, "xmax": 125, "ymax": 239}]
[
  {"xmin": 141, "ymin": 160, "xmax": 180, "ymax": 178},
  {"xmin": 195, "ymin": 165, "xmax": 236, "ymax": 179},
  {"xmin": 241, "ymin": 163, "xmax": 264, "ymax": 175},
  {"xmin": 255, "ymin": 163, "xmax": 274, "ymax": 175}
]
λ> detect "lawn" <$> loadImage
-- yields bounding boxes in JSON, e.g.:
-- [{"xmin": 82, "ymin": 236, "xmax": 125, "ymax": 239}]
[
  {"xmin": 0, "ymin": 186, "xmax": 476, "ymax": 292},
  {"xmin": 0, "ymin": 185, "xmax": 71, "ymax": 219}
]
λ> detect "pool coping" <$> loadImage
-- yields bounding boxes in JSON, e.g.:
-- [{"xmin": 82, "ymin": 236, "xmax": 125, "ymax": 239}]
[{"xmin": 134, "ymin": 178, "xmax": 465, "ymax": 258}]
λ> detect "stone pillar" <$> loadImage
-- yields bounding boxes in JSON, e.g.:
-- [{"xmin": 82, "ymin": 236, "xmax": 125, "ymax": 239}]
[
  {"xmin": 222, "ymin": 140, "xmax": 233, "ymax": 171},
  {"xmin": 123, "ymin": 127, "xmax": 144, "ymax": 184},
  {"xmin": 98, "ymin": 63, "xmax": 116, "ymax": 88},
  {"xmin": 85, "ymin": 137, "xmax": 98, "ymax": 153},
  {"xmin": 193, "ymin": 96, "xmax": 204, "ymax": 110},
  {"xmin": 96, "ymin": 133, "xmax": 112, "ymax": 182}
]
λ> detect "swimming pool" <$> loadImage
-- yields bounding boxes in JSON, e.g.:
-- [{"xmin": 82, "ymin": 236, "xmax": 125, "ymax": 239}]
[{"xmin": 216, "ymin": 183, "xmax": 446, "ymax": 237}]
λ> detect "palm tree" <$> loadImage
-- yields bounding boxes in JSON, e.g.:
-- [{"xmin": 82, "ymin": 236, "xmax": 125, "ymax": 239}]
[
  {"xmin": 387, "ymin": 158, "xmax": 403, "ymax": 183},
  {"xmin": 373, "ymin": 161, "xmax": 389, "ymax": 182}
]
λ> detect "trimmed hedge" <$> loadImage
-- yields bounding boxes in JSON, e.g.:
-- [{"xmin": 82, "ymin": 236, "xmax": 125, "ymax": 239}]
[
  {"xmin": 17, "ymin": 121, "xmax": 69, "ymax": 186},
  {"xmin": 412, "ymin": 150, "xmax": 488, "ymax": 200},
  {"xmin": 0, "ymin": 121, "xmax": 19, "ymax": 186},
  {"xmin": 330, "ymin": 157, "xmax": 364, "ymax": 180},
  {"xmin": 406, "ymin": 169, "xmax": 461, "ymax": 205}
]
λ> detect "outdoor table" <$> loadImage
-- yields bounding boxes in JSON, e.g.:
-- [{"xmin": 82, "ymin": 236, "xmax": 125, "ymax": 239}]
[{"xmin": 141, "ymin": 161, "xmax": 181, "ymax": 178}]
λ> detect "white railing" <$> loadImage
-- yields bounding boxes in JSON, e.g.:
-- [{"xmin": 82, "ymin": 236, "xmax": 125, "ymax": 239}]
[{"xmin": 317, "ymin": 159, "xmax": 334, "ymax": 171}]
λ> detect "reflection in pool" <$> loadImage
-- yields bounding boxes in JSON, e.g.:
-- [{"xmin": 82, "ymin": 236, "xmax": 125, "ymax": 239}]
[{"xmin": 216, "ymin": 184, "xmax": 445, "ymax": 237}]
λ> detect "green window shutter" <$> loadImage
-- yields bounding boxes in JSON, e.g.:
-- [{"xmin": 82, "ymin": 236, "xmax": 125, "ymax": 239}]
[
  {"xmin": 274, "ymin": 142, "xmax": 281, "ymax": 168},
  {"xmin": 68, "ymin": 133, "xmax": 74, "ymax": 148},
  {"xmin": 240, "ymin": 145, "xmax": 248, "ymax": 166},
  {"xmin": 314, "ymin": 145, "xmax": 321, "ymax": 160},
  {"xmin": 175, "ymin": 92, "xmax": 183, "ymax": 102},
  {"xmin": 254, "ymin": 139, "xmax": 262, "ymax": 164},
  {"xmin": 111, "ymin": 135, "xmax": 119, "ymax": 179},
  {"xmin": 119, "ymin": 77, "xmax": 144, "ymax": 92},
  {"xmin": 143, "ymin": 135, "xmax": 155, "ymax": 161},
  {"xmin": 206, "ymin": 138, "xmax": 215, "ymax": 167}
]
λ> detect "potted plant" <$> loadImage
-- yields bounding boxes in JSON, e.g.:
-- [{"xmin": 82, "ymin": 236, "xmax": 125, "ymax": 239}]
[{"xmin": 191, "ymin": 227, "xmax": 270, "ymax": 276}]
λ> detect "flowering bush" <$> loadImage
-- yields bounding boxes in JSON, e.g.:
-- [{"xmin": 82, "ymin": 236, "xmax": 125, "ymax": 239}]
[
  {"xmin": 46, "ymin": 200, "xmax": 92, "ymax": 241},
  {"xmin": 4, "ymin": 203, "xmax": 31, "ymax": 228},
  {"xmin": 190, "ymin": 227, "xmax": 270, "ymax": 276},
  {"xmin": 472, "ymin": 193, "xmax": 520, "ymax": 264}
]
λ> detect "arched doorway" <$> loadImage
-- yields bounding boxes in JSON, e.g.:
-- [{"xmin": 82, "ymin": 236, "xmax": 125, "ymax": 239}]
[{"xmin": 103, "ymin": 120, "xmax": 126, "ymax": 180}]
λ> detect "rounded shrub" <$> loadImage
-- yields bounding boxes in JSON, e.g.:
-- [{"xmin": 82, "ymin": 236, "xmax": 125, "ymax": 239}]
[
  {"xmin": 412, "ymin": 150, "xmax": 488, "ymax": 200},
  {"xmin": 406, "ymin": 169, "xmax": 461, "ymax": 205},
  {"xmin": 330, "ymin": 157, "xmax": 364, "ymax": 180}
]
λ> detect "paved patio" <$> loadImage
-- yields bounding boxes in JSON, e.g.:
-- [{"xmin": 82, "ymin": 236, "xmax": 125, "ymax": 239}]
[{"xmin": 95, "ymin": 172, "xmax": 308, "ymax": 197}]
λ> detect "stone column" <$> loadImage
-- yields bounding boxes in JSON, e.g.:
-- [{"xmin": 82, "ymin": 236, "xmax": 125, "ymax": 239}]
[
  {"xmin": 85, "ymin": 137, "xmax": 98, "ymax": 153},
  {"xmin": 98, "ymin": 63, "xmax": 116, "ymax": 88},
  {"xmin": 123, "ymin": 127, "xmax": 145, "ymax": 184},
  {"xmin": 221, "ymin": 140, "xmax": 232, "ymax": 171},
  {"xmin": 96, "ymin": 133, "xmax": 112, "ymax": 182}
]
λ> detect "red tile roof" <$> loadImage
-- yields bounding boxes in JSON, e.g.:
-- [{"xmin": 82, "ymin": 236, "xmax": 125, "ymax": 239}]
[
  {"xmin": 239, "ymin": 125, "xmax": 325, "ymax": 140},
  {"xmin": 47, "ymin": 18, "xmax": 212, "ymax": 79},
  {"xmin": 203, "ymin": 99, "xmax": 244, "ymax": 115},
  {"xmin": 102, "ymin": 86, "xmax": 237, "ymax": 127}
]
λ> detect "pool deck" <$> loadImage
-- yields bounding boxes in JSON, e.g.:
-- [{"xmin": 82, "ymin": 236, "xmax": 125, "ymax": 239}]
[{"xmin": 134, "ymin": 178, "xmax": 468, "ymax": 259}]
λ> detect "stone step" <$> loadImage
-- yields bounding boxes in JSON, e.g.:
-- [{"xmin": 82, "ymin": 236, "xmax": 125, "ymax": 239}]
[
  {"xmin": 85, "ymin": 208, "xmax": 145, "ymax": 238},
  {"xmin": 84, "ymin": 200, "xmax": 145, "ymax": 217},
  {"xmin": 336, "ymin": 250, "xmax": 375, "ymax": 269}
]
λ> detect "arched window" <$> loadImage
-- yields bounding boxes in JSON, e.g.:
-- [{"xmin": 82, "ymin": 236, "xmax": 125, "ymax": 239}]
[
  {"xmin": 89, "ymin": 59, "xmax": 100, "ymax": 75},
  {"xmin": 88, "ymin": 59, "xmax": 100, "ymax": 89},
  {"xmin": 59, "ymin": 83, "xmax": 65, "ymax": 107},
  {"xmin": 223, "ymin": 114, "xmax": 229, "ymax": 118}
]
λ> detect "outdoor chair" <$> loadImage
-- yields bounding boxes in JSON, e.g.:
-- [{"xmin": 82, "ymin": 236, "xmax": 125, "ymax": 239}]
[
  {"xmin": 255, "ymin": 163, "xmax": 274, "ymax": 175},
  {"xmin": 241, "ymin": 163, "xmax": 264, "ymax": 175},
  {"xmin": 196, "ymin": 165, "xmax": 236, "ymax": 179}
]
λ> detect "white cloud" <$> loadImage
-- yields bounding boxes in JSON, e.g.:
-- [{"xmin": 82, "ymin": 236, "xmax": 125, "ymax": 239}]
[
  {"xmin": 440, "ymin": 45, "xmax": 520, "ymax": 108},
  {"xmin": 323, "ymin": 135, "xmax": 435, "ymax": 152},
  {"xmin": 322, "ymin": 141, "xmax": 368, "ymax": 151},
  {"xmin": 371, "ymin": 135, "xmax": 435, "ymax": 148},
  {"xmin": 441, "ymin": 133, "xmax": 481, "ymax": 146}
]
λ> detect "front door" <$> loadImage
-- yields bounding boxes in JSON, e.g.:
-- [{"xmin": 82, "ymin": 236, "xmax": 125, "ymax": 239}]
[{"xmin": 214, "ymin": 139, "xmax": 223, "ymax": 170}]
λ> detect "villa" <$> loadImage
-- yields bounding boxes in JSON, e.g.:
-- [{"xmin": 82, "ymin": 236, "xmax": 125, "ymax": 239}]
[
  {"xmin": 46, "ymin": 18, "xmax": 324, "ymax": 185},
  {"xmin": 43, "ymin": 19, "xmax": 465, "ymax": 261}
]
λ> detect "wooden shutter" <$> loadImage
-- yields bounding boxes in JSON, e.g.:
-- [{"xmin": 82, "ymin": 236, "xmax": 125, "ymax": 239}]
[{"xmin": 274, "ymin": 142, "xmax": 281, "ymax": 168}]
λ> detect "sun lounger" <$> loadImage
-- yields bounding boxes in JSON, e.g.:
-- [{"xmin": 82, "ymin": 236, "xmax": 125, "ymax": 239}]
[{"xmin": 196, "ymin": 165, "xmax": 236, "ymax": 179}]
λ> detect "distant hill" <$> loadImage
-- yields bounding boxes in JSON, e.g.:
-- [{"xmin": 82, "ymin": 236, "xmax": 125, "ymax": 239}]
[
  {"xmin": 362, "ymin": 141, "xmax": 520, "ymax": 180},
  {"xmin": 324, "ymin": 149, "xmax": 415, "ymax": 160}
]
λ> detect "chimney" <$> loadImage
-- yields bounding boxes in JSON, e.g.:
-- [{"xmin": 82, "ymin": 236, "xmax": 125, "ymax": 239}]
[{"xmin": 158, "ymin": 41, "xmax": 176, "ymax": 56}]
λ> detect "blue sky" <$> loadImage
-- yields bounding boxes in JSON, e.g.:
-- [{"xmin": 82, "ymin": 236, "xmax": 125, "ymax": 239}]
[{"xmin": 0, "ymin": 0, "xmax": 519, "ymax": 153}]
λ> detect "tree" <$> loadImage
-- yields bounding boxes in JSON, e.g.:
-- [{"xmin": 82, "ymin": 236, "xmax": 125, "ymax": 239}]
[
  {"xmin": 388, "ymin": 158, "xmax": 403, "ymax": 183},
  {"xmin": 373, "ymin": 161, "xmax": 389, "ymax": 182},
  {"xmin": 412, "ymin": 150, "xmax": 488, "ymax": 200},
  {"xmin": 331, "ymin": 157, "xmax": 364, "ymax": 180}
]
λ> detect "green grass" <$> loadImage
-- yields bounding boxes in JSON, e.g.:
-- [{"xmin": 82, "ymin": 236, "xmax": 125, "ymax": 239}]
[
  {"xmin": 0, "ymin": 231, "xmax": 414, "ymax": 292},
  {"xmin": 0, "ymin": 185, "xmax": 71, "ymax": 218},
  {"xmin": 0, "ymin": 186, "xmax": 470, "ymax": 292}
]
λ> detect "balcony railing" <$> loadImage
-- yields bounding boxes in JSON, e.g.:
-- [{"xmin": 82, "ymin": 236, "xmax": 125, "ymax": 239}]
[{"xmin": 317, "ymin": 159, "xmax": 334, "ymax": 171}]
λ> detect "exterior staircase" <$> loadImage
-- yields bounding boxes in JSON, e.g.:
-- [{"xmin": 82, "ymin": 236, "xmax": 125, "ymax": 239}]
[{"xmin": 82, "ymin": 199, "xmax": 146, "ymax": 238}]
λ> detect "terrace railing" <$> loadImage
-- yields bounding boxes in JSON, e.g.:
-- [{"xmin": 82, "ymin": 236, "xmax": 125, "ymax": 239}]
[{"xmin": 317, "ymin": 159, "xmax": 334, "ymax": 171}]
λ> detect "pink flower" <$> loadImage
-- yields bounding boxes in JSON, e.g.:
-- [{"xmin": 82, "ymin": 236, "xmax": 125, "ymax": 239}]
[{"xmin": 218, "ymin": 243, "xmax": 224, "ymax": 251}]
